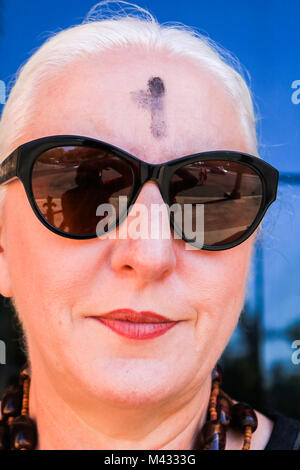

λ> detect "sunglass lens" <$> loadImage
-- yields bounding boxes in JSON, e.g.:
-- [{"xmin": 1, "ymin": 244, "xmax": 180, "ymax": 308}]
[
  {"xmin": 169, "ymin": 160, "xmax": 263, "ymax": 247},
  {"xmin": 31, "ymin": 146, "xmax": 134, "ymax": 236}
]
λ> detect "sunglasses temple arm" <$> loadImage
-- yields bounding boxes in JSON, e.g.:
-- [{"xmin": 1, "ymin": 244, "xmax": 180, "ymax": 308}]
[{"xmin": 0, "ymin": 149, "xmax": 18, "ymax": 185}]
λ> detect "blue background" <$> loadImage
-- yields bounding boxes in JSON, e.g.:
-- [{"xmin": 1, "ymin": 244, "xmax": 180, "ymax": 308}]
[{"xmin": 0, "ymin": 0, "xmax": 299, "ymax": 416}]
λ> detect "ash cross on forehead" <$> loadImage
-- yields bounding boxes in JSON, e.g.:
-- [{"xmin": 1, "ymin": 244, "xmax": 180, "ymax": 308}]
[{"xmin": 131, "ymin": 76, "xmax": 167, "ymax": 139}]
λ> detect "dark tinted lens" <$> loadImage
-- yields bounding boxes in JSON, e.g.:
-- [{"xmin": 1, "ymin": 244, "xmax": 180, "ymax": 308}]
[
  {"xmin": 31, "ymin": 146, "xmax": 134, "ymax": 235},
  {"xmin": 169, "ymin": 160, "xmax": 263, "ymax": 246}
]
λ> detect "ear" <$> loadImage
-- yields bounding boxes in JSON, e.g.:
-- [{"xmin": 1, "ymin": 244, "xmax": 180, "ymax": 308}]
[{"xmin": 0, "ymin": 199, "xmax": 13, "ymax": 298}]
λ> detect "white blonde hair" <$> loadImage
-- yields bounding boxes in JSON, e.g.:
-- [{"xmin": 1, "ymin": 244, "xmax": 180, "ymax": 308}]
[{"xmin": 0, "ymin": 1, "xmax": 258, "ymax": 205}]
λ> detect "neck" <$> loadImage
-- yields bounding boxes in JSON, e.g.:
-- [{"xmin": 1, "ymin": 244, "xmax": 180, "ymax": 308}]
[{"xmin": 28, "ymin": 366, "xmax": 212, "ymax": 450}]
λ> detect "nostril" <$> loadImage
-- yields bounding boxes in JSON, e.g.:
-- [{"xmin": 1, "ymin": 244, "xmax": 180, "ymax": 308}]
[{"xmin": 124, "ymin": 265, "xmax": 133, "ymax": 270}]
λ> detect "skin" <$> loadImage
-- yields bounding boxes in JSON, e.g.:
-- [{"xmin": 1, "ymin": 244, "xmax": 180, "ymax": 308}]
[{"xmin": 0, "ymin": 45, "xmax": 273, "ymax": 449}]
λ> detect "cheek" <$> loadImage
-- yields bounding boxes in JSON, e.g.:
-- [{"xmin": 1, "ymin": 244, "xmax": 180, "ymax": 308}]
[
  {"xmin": 179, "ymin": 240, "xmax": 253, "ymax": 357},
  {"xmin": 180, "ymin": 239, "xmax": 253, "ymax": 303},
  {"xmin": 5, "ymin": 187, "xmax": 66, "ymax": 305},
  {"xmin": 3, "ymin": 187, "xmax": 105, "ymax": 341}
]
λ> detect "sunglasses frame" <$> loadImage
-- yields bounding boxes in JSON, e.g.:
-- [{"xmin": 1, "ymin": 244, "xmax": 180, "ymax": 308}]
[{"xmin": 0, "ymin": 135, "xmax": 279, "ymax": 250}]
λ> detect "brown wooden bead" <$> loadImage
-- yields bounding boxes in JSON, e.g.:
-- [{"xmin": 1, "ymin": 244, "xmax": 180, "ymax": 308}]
[
  {"xmin": 218, "ymin": 388, "xmax": 234, "ymax": 406},
  {"xmin": 216, "ymin": 395, "xmax": 231, "ymax": 427},
  {"xmin": 0, "ymin": 420, "xmax": 10, "ymax": 450},
  {"xmin": 9, "ymin": 415, "xmax": 37, "ymax": 450},
  {"xmin": 201, "ymin": 421, "xmax": 226, "ymax": 450},
  {"xmin": 208, "ymin": 381, "xmax": 219, "ymax": 421},
  {"xmin": 231, "ymin": 402, "xmax": 258, "ymax": 433},
  {"xmin": 242, "ymin": 425, "xmax": 253, "ymax": 450},
  {"xmin": 21, "ymin": 378, "xmax": 30, "ymax": 416},
  {"xmin": 19, "ymin": 367, "xmax": 31, "ymax": 382},
  {"xmin": 211, "ymin": 364, "xmax": 222, "ymax": 384},
  {"xmin": 1, "ymin": 386, "xmax": 22, "ymax": 421}
]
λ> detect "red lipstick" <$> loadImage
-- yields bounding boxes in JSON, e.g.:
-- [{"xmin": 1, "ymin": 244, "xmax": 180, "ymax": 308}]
[{"xmin": 92, "ymin": 309, "xmax": 179, "ymax": 340}]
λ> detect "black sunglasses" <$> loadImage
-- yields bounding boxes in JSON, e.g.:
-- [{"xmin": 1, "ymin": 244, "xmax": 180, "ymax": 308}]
[{"xmin": 0, "ymin": 135, "xmax": 279, "ymax": 250}]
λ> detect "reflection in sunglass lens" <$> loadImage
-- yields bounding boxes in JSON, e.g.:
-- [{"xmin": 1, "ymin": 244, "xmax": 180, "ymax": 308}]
[
  {"xmin": 31, "ymin": 146, "xmax": 134, "ymax": 235},
  {"xmin": 169, "ymin": 160, "xmax": 263, "ymax": 246}
]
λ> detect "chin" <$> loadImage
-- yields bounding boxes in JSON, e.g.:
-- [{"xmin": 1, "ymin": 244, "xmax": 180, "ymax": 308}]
[{"xmin": 73, "ymin": 356, "xmax": 188, "ymax": 407}]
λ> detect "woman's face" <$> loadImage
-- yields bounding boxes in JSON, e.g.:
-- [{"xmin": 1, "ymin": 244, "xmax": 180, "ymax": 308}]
[{"xmin": 0, "ymin": 47, "xmax": 257, "ymax": 408}]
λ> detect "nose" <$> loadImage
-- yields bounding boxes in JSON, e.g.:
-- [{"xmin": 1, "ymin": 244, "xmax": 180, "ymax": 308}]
[{"xmin": 110, "ymin": 182, "xmax": 177, "ymax": 287}]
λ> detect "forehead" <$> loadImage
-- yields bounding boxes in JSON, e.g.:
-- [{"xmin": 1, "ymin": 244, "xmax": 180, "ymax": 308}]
[{"xmin": 25, "ymin": 46, "xmax": 247, "ymax": 163}]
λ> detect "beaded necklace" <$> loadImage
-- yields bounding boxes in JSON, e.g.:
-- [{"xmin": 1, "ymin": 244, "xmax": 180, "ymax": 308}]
[{"xmin": 0, "ymin": 364, "xmax": 257, "ymax": 450}]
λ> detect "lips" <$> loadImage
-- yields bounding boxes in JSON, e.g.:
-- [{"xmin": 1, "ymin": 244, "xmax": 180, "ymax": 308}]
[{"xmin": 90, "ymin": 309, "xmax": 179, "ymax": 340}]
